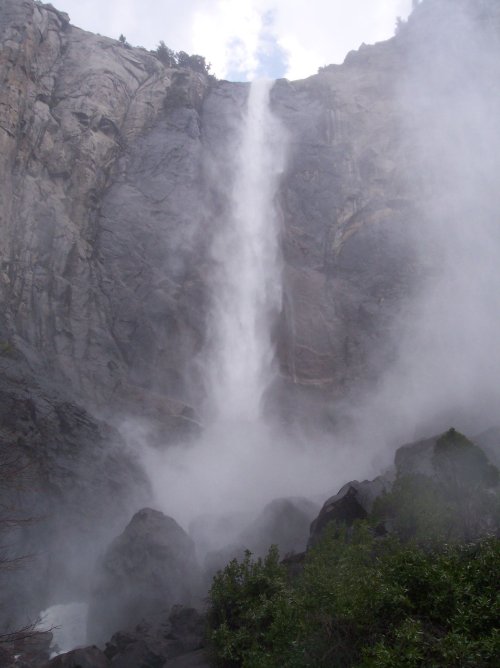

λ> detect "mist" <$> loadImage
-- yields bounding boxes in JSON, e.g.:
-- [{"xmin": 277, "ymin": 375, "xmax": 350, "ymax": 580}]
[{"xmin": 346, "ymin": 0, "xmax": 500, "ymax": 452}]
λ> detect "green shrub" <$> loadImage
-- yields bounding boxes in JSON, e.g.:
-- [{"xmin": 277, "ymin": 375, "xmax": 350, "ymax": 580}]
[
  {"xmin": 207, "ymin": 529, "xmax": 500, "ymax": 667},
  {"xmin": 207, "ymin": 546, "xmax": 296, "ymax": 667}
]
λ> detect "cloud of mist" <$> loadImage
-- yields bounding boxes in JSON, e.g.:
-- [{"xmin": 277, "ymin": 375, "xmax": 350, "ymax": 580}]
[
  {"xmin": 347, "ymin": 0, "xmax": 500, "ymax": 450},
  {"xmin": 139, "ymin": 419, "xmax": 373, "ymax": 529}
]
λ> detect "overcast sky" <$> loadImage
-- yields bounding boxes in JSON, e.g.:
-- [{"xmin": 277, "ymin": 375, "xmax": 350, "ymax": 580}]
[{"xmin": 52, "ymin": 0, "xmax": 412, "ymax": 81}]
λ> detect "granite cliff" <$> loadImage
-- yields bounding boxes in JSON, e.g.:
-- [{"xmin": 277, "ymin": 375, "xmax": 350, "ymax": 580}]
[{"xmin": 0, "ymin": 0, "xmax": 418, "ymax": 426}]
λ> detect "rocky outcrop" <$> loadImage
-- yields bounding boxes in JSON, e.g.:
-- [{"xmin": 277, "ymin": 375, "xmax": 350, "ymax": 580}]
[
  {"xmin": 103, "ymin": 606, "xmax": 206, "ymax": 667},
  {"xmin": 87, "ymin": 508, "xmax": 201, "ymax": 645},
  {"xmin": 309, "ymin": 428, "xmax": 500, "ymax": 545},
  {"xmin": 43, "ymin": 606, "xmax": 208, "ymax": 668},
  {"xmin": 309, "ymin": 477, "xmax": 392, "ymax": 546},
  {"xmin": 44, "ymin": 646, "xmax": 109, "ymax": 668}
]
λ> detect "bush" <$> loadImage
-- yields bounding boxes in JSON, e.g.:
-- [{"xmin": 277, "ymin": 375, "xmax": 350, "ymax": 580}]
[
  {"xmin": 153, "ymin": 43, "xmax": 211, "ymax": 75},
  {"xmin": 207, "ymin": 546, "xmax": 295, "ymax": 667},
  {"xmin": 207, "ymin": 527, "xmax": 500, "ymax": 667}
]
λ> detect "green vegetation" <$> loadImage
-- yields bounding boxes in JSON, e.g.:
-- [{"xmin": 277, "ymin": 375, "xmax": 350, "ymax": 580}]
[
  {"xmin": 153, "ymin": 41, "xmax": 211, "ymax": 75},
  {"xmin": 118, "ymin": 34, "xmax": 130, "ymax": 48},
  {"xmin": 207, "ymin": 430, "xmax": 500, "ymax": 667}
]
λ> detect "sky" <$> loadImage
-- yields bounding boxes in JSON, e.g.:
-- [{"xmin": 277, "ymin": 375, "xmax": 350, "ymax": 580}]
[{"xmin": 51, "ymin": 0, "xmax": 412, "ymax": 81}]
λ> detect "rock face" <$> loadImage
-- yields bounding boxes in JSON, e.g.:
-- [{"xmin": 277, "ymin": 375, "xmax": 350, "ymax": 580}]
[
  {"xmin": 0, "ymin": 0, "xmax": 484, "ymax": 428},
  {"xmin": 87, "ymin": 508, "xmax": 201, "ymax": 645},
  {"xmin": 0, "ymin": 0, "xmax": 208, "ymax": 428}
]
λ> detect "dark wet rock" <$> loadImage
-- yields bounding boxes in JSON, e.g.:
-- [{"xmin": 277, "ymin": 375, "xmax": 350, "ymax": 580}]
[
  {"xmin": 44, "ymin": 646, "xmax": 109, "ymax": 667},
  {"xmin": 309, "ymin": 477, "xmax": 392, "ymax": 546},
  {"xmin": 310, "ymin": 429, "xmax": 500, "ymax": 546},
  {"xmin": 167, "ymin": 650, "xmax": 209, "ymax": 667},
  {"xmin": 103, "ymin": 606, "xmax": 205, "ymax": 668},
  {"xmin": 88, "ymin": 509, "xmax": 201, "ymax": 645}
]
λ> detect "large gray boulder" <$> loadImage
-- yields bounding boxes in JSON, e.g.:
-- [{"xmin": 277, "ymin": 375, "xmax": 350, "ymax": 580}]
[{"xmin": 87, "ymin": 509, "xmax": 201, "ymax": 645}]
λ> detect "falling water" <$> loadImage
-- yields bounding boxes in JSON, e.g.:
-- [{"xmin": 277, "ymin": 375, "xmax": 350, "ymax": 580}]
[
  {"xmin": 142, "ymin": 80, "xmax": 297, "ymax": 526},
  {"xmin": 207, "ymin": 80, "xmax": 286, "ymax": 423}
]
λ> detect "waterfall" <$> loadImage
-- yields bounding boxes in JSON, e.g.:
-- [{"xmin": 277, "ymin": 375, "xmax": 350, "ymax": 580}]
[
  {"xmin": 207, "ymin": 80, "xmax": 286, "ymax": 423},
  {"xmin": 142, "ymin": 80, "xmax": 293, "ymax": 526}
]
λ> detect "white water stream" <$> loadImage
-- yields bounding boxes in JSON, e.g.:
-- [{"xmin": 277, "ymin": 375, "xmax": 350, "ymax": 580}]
[{"xmin": 206, "ymin": 79, "xmax": 286, "ymax": 422}]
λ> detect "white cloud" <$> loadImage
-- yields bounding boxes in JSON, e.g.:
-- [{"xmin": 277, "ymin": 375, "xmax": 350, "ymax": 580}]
[{"xmin": 50, "ymin": 0, "xmax": 413, "ymax": 80}]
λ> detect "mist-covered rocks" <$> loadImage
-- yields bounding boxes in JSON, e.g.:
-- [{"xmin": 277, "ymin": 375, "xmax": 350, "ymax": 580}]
[
  {"xmin": 42, "ymin": 610, "xmax": 209, "ymax": 668},
  {"xmin": 308, "ymin": 428, "xmax": 500, "ymax": 546},
  {"xmin": 103, "ymin": 605, "xmax": 206, "ymax": 667},
  {"xmin": 308, "ymin": 477, "xmax": 392, "ymax": 546},
  {"xmin": 87, "ymin": 508, "xmax": 201, "ymax": 646},
  {"xmin": 239, "ymin": 497, "xmax": 319, "ymax": 557},
  {"xmin": 0, "ymin": 348, "xmax": 149, "ymax": 636}
]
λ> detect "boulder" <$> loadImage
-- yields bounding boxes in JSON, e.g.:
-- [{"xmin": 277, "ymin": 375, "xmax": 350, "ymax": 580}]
[
  {"xmin": 167, "ymin": 650, "xmax": 209, "ymax": 667},
  {"xmin": 103, "ymin": 606, "xmax": 205, "ymax": 668},
  {"xmin": 309, "ymin": 477, "xmax": 392, "ymax": 546},
  {"xmin": 44, "ymin": 646, "xmax": 109, "ymax": 668},
  {"xmin": 87, "ymin": 509, "xmax": 201, "ymax": 645}
]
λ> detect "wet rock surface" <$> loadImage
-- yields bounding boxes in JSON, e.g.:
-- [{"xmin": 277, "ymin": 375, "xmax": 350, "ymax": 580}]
[
  {"xmin": 87, "ymin": 509, "xmax": 201, "ymax": 646},
  {"xmin": 309, "ymin": 477, "xmax": 392, "ymax": 546},
  {"xmin": 41, "ymin": 606, "xmax": 207, "ymax": 668}
]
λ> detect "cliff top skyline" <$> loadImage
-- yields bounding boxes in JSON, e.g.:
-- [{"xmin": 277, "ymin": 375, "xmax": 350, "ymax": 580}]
[{"xmin": 48, "ymin": 0, "xmax": 412, "ymax": 81}]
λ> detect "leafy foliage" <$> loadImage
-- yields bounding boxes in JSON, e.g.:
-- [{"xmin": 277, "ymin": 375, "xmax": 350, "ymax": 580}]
[
  {"xmin": 153, "ymin": 41, "xmax": 211, "ymax": 74},
  {"xmin": 207, "ymin": 529, "xmax": 500, "ymax": 667}
]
